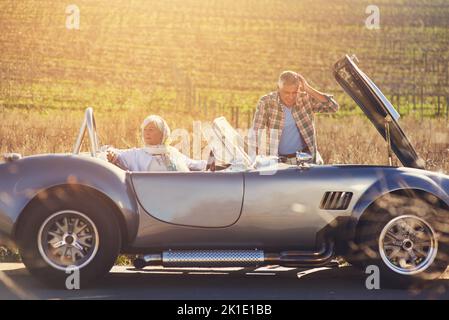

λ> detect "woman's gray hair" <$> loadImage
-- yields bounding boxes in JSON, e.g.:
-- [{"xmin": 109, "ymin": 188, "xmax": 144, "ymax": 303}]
[{"xmin": 141, "ymin": 115, "xmax": 171, "ymax": 146}]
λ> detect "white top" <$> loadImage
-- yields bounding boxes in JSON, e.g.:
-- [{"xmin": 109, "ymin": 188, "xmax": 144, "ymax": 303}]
[{"xmin": 115, "ymin": 148, "xmax": 206, "ymax": 172}]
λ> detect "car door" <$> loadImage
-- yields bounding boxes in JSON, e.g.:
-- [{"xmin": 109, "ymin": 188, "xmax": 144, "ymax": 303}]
[
  {"xmin": 240, "ymin": 166, "xmax": 364, "ymax": 249},
  {"xmin": 131, "ymin": 171, "xmax": 244, "ymax": 228}
]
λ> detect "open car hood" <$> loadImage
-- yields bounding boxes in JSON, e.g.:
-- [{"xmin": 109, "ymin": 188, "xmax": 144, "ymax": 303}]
[{"xmin": 333, "ymin": 55, "xmax": 425, "ymax": 169}]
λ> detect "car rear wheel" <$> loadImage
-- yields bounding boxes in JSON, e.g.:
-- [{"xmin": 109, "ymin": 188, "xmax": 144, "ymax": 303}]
[
  {"xmin": 17, "ymin": 190, "xmax": 121, "ymax": 288},
  {"xmin": 353, "ymin": 194, "xmax": 449, "ymax": 288}
]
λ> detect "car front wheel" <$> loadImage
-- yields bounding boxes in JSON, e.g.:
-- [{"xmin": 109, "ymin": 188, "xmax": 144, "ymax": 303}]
[
  {"xmin": 353, "ymin": 194, "xmax": 449, "ymax": 288},
  {"xmin": 17, "ymin": 189, "xmax": 121, "ymax": 288}
]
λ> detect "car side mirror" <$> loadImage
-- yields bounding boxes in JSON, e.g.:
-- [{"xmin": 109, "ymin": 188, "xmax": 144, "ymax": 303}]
[{"xmin": 296, "ymin": 152, "xmax": 313, "ymax": 165}]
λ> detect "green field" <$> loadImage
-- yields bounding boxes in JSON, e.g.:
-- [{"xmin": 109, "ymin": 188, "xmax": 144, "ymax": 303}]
[{"xmin": 1, "ymin": 0, "xmax": 449, "ymax": 117}]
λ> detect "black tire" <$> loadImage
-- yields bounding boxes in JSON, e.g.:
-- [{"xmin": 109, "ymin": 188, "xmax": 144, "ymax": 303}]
[
  {"xmin": 16, "ymin": 189, "xmax": 121, "ymax": 288},
  {"xmin": 350, "ymin": 194, "xmax": 449, "ymax": 288}
]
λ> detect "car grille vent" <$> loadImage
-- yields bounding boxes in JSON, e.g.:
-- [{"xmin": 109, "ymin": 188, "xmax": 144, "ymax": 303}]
[{"xmin": 320, "ymin": 192, "xmax": 353, "ymax": 210}]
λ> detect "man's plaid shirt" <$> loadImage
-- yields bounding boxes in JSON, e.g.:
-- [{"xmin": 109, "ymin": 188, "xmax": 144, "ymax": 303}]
[{"xmin": 250, "ymin": 89, "xmax": 339, "ymax": 157}]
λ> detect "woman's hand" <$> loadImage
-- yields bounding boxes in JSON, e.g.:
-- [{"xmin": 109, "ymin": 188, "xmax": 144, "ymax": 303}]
[{"xmin": 107, "ymin": 149, "xmax": 118, "ymax": 164}]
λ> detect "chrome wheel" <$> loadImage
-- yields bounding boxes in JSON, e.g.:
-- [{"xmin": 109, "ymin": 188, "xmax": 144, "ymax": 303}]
[
  {"xmin": 379, "ymin": 215, "xmax": 438, "ymax": 275},
  {"xmin": 38, "ymin": 210, "xmax": 99, "ymax": 271}
]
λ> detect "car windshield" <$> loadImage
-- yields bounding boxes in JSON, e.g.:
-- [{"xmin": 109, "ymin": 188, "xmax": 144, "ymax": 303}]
[{"xmin": 202, "ymin": 117, "xmax": 253, "ymax": 170}]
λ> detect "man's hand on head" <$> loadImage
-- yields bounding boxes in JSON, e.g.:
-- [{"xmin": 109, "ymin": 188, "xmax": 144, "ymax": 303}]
[
  {"xmin": 296, "ymin": 73, "xmax": 309, "ymax": 93},
  {"xmin": 297, "ymin": 74, "xmax": 328, "ymax": 101}
]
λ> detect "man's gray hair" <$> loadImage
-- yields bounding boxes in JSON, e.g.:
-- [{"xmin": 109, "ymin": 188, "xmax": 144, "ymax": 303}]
[{"xmin": 278, "ymin": 70, "xmax": 300, "ymax": 88}]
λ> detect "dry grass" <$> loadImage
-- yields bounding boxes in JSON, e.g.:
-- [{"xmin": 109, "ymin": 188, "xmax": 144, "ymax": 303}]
[
  {"xmin": 317, "ymin": 115, "xmax": 449, "ymax": 172},
  {"xmin": 1, "ymin": 108, "xmax": 449, "ymax": 172}
]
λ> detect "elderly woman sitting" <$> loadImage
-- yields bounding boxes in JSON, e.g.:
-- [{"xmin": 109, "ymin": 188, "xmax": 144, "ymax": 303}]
[{"xmin": 107, "ymin": 115, "xmax": 206, "ymax": 172}]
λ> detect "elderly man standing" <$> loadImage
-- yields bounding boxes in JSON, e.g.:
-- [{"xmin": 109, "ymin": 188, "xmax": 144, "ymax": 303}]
[{"xmin": 250, "ymin": 71, "xmax": 338, "ymax": 164}]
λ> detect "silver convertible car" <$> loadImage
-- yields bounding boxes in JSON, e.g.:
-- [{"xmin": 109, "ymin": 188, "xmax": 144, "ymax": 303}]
[{"xmin": 1, "ymin": 55, "xmax": 449, "ymax": 287}]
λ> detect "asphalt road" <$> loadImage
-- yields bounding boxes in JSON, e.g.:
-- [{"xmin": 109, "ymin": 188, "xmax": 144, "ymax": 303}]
[{"xmin": 1, "ymin": 263, "xmax": 449, "ymax": 300}]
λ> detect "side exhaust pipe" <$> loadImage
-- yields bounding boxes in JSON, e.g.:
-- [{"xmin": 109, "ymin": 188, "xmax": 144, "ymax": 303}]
[
  {"xmin": 133, "ymin": 242, "xmax": 334, "ymax": 269},
  {"xmin": 133, "ymin": 254, "xmax": 162, "ymax": 269},
  {"xmin": 133, "ymin": 250, "xmax": 265, "ymax": 268}
]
